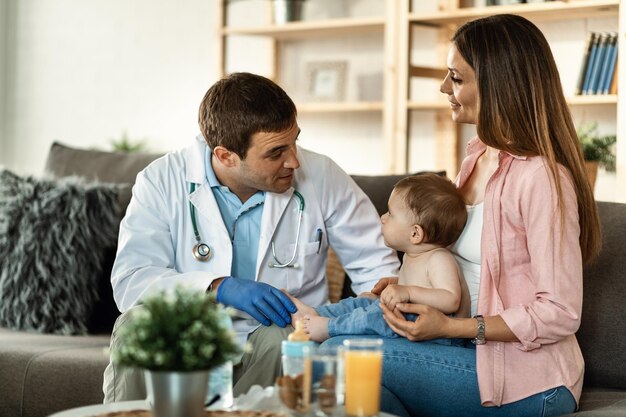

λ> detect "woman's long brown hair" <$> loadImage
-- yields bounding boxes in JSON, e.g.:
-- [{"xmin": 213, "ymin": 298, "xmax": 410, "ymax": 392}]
[{"xmin": 453, "ymin": 14, "xmax": 601, "ymax": 264}]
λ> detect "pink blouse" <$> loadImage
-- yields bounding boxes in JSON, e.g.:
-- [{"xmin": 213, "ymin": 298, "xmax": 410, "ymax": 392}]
[{"xmin": 456, "ymin": 138, "xmax": 584, "ymax": 407}]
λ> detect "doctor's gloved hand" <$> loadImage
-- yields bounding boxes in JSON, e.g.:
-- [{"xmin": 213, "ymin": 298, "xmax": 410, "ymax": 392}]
[{"xmin": 216, "ymin": 277, "xmax": 297, "ymax": 327}]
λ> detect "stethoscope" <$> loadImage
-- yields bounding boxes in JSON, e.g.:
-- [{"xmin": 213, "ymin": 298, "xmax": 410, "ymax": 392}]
[{"xmin": 189, "ymin": 183, "xmax": 305, "ymax": 268}]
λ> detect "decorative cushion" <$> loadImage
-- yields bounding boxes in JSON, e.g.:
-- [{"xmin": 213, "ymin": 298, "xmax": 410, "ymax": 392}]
[{"xmin": 0, "ymin": 169, "xmax": 122, "ymax": 334}]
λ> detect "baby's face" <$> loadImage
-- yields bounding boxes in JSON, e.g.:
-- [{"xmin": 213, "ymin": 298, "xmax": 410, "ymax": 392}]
[{"xmin": 380, "ymin": 189, "xmax": 414, "ymax": 250}]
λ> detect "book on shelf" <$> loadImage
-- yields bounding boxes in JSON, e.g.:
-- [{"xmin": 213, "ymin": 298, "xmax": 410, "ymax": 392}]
[
  {"xmin": 576, "ymin": 31, "xmax": 619, "ymax": 96},
  {"xmin": 600, "ymin": 34, "xmax": 618, "ymax": 95},
  {"xmin": 610, "ymin": 61, "xmax": 618, "ymax": 95},
  {"xmin": 576, "ymin": 32, "xmax": 598, "ymax": 95}
]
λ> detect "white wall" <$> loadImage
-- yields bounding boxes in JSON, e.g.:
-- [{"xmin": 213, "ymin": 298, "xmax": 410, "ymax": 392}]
[
  {"xmin": 0, "ymin": 0, "xmax": 9, "ymax": 164},
  {"xmin": 2, "ymin": 0, "xmax": 216, "ymax": 175}
]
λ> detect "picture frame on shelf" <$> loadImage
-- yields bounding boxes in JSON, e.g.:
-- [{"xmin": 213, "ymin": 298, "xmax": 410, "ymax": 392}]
[{"xmin": 306, "ymin": 61, "xmax": 348, "ymax": 102}]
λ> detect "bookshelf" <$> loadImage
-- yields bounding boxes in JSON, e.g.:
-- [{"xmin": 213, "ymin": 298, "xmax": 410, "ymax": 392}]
[{"xmin": 217, "ymin": 0, "xmax": 625, "ymax": 202}]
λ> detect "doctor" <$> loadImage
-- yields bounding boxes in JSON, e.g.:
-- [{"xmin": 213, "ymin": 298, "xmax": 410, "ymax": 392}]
[{"xmin": 103, "ymin": 72, "xmax": 400, "ymax": 401}]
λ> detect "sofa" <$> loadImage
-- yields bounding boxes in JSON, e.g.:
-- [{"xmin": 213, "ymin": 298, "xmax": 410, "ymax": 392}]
[{"xmin": 0, "ymin": 143, "xmax": 625, "ymax": 417}]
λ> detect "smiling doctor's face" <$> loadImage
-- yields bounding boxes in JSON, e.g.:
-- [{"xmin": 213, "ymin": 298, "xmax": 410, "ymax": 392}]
[
  {"xmin": 233, "ymin": 123, "xmax": 301, "ymax": 199},
  {"xmin": 440, "ymin": 45, "xmax": 479, "ymax": 125}
]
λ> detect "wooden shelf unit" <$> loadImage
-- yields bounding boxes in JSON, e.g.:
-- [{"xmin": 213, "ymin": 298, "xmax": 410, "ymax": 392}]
[
  {"xmin": 217, "ymin": 0, "xmax": 625, "ymax": 201},
  {"xmin": 569, "ymin": 95, "xmax": 618, "ymax": 106},
  {"xmin": 222, "ymin": 16, "xmax": 385, "ymax": 39}
]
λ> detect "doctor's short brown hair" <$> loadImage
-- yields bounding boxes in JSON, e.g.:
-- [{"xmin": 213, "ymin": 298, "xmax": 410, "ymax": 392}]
[
  {"xmin": 198, "ymin": 72, "xmax": 297, "ymax": 159},
  {"xmin": 394, "ymin": 173, "xmax": 467, "ymax": 247}
]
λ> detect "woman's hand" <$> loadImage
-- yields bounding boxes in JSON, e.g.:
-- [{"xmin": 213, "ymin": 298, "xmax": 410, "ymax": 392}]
[
  {"xmin": 380, "ymin": 302, "xmax": 451, "ymax": 342},
  {"xmin": 370, "ymin": 277, "xmax": 399, "ymax": 296}
]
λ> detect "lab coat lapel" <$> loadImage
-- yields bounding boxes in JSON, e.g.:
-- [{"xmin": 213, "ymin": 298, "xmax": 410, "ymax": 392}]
[
  {"xmin": 257, "ymin": 188, "xmax": 294, "ymax": 275},
  {"xmin": 187, "ymin": 183, "xmax": 230, "ymax": 238},
  {"xmin": 184, "ymin": 136, "xmax": 229, "ymax": 238}
]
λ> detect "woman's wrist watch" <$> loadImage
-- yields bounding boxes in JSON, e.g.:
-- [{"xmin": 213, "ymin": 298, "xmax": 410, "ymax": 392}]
[{"xmin": 472, "ymin": 315, "xmax": 486, "ymax": 345}]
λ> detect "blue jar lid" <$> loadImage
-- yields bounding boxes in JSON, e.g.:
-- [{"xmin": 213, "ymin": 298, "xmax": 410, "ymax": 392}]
[{"xmin": 281, "ymin": 341, "xmax": 315, "ymax": 357}]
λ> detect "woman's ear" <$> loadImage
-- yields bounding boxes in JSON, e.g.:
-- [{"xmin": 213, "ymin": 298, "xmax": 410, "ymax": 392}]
[
  {"xmin": 410, "ymin": 224, "xmax": 425, "ymax": 245},
  {"xmin": 213, "ymin": 146, "xmax": 239, "ymax": 168}
]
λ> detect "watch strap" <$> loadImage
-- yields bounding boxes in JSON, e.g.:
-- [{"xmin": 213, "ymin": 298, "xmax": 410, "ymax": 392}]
[{"xmin": 472, "ymin": 315, "xmax": 486, "ymax": 345}]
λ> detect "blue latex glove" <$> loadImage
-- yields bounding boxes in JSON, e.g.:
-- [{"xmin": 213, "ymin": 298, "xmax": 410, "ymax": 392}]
[{"xmin": 216, "ymin": 277, "xmax": 297, "ymax": 327}]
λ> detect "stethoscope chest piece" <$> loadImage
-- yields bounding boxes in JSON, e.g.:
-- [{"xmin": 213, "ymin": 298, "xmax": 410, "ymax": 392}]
[{"xmin": 193, "ymin": 242, "xmax": 211, "ymax": 262}]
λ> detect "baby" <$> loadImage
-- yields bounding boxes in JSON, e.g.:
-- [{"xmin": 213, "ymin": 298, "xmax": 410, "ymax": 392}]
[{"xmin": 290, "ymin": 173, "xmax": 470, "ymax": 343}]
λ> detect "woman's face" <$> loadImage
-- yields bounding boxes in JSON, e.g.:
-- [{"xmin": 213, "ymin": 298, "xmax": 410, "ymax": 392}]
[{"xmin": 440, "ymin": 45, "xmax": 479, "ymax": 125}]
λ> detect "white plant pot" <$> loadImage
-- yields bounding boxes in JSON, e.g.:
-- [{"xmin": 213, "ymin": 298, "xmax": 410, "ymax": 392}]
[{"xmin": 145, "ymin": 369, "xmax": 210, "ymax": 417}]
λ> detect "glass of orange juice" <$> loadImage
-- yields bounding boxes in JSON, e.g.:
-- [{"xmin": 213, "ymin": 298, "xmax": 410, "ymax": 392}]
[{"xmin": 343, "ymin": 339, "xmax": 383, "ymax": 417}]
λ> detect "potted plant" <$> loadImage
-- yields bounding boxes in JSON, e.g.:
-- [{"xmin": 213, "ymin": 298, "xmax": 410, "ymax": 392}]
[
  {"xmin": 577, "ymin": 122, "xmax": 616, "ymax": 190},
  {"xmin": 111, "ymin": 287, "xmax": 241, "ymax": 417}
]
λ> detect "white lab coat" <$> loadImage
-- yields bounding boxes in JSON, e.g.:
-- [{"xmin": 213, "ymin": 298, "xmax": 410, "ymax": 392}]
[{"xmin": 111, "ymin": 135, "xmax": 400, "ymax": 346}]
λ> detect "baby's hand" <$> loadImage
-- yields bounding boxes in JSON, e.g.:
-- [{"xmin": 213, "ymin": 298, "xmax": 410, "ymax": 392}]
[{"xmin": 380, "ymin": 285, "xmax": 411, "ymax": 310}]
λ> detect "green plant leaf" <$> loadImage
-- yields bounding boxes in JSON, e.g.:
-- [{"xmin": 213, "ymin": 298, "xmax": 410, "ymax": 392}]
[{"xmin": 110, "ymin": 132, "xmax": 148, "ymax": 153}]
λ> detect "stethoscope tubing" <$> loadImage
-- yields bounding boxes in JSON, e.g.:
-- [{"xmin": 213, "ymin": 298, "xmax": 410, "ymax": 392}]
[
  {"xmin": 189, "ymin": 184, "xmax": 305, "ymax": 268},
  {"xmin": 269, "ymin": 190, "xmax": 305, "ymax": 268}
]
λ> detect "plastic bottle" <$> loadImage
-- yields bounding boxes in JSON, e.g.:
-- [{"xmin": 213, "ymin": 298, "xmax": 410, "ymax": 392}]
[{"xmin": 206, "ymin": 307, "xmax": 234, "ymax": 409}]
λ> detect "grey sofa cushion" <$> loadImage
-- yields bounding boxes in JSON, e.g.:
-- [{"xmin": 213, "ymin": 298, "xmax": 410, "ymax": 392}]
[
  {"xmin": 0, "ymin": 327, "xmax": 110, "ymax": 417},
  {"xmin": 578, "ymin": 202, "xmax": 626, "ymax": 390},
  {"xmin": 0, "ymin": 170, "xmax": 121, "ymax": 334},
  {"xmin": 44, "ymin": 142, "xmax": 162, "ymax": 211},
  {"xmin": 575, "ymin": 388, "xmax": 626, "ymax": 413},
  {"xmin": 571, "ymin": 400, "xmax": 626, "ymax": 416}
]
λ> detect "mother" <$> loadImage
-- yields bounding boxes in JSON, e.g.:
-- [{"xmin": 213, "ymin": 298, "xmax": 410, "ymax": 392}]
[{"xmin": 325, "ymin": 14, "xmax": 602, "ymax": 417}]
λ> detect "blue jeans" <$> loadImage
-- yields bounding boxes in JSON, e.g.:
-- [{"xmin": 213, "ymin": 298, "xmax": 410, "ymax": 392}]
[
  {"xmin": 321, "ymin": 336, "xmax": 577, "ymax": 417},
  {"xmin": 316, "ymin": 297, "xmax": 463, "ymax": 346}
]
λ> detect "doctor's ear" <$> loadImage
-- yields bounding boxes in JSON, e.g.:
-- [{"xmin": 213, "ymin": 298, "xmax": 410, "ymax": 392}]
[
  {"xmin": 213, "ymin": 146, "xmax": 240, "ymax": 167},
  {"xmin": 410, "ymin": 224, "xmax": 425, "ymax": 245}
]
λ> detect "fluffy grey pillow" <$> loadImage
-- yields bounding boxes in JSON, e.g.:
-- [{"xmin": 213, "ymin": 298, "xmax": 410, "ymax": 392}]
[{"xmin": 0, "ymin": 169, "xmax": 122, "ymax": 334}]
